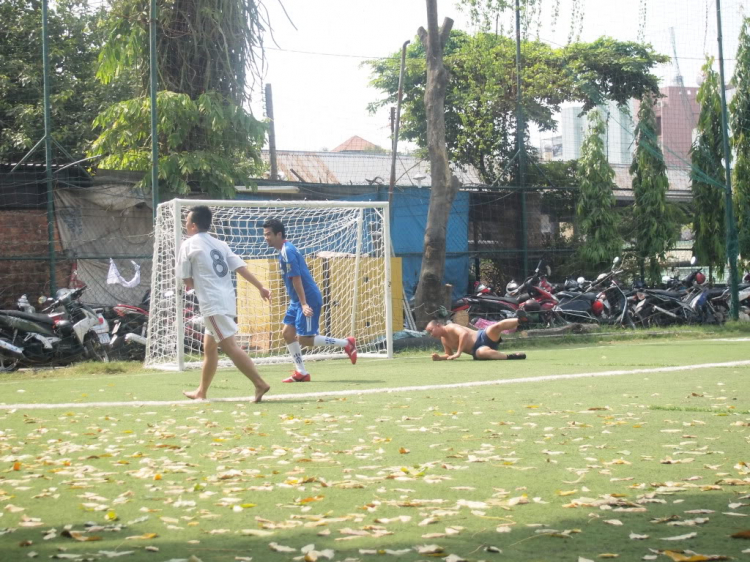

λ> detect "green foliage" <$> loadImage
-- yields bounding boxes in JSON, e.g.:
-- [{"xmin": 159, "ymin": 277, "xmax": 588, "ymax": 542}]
[
  {"xmin": 91, "ymin": 0, "xmax": 268, "ymax": 197},
  {"xmin": 731, "ymin": 17, "xmax": 750, "ymax": 261},
  {"xmin": 367, "ymin": 32, "xmax": 667, "ymax": 186},
  {"xmin": 91, "ymin": 91, "xmax": 265, "ymax": 198},
  {"xmin": 630, "ymin": 93, "xmax": 680, "ymax": 285},
  {"xmin": 0, "ymin": 0, "xmax": 133, "ymax": 164},
  {"xmin": 690, "ymin": 58, "xmax": 726, "ymax": 277},
  {"xmin": 575, "ymin": 110, "xmax": 622, "ymax": 275},
  {"xmin": 97, "ymin": 0, "xmax": 266, "ymax": 105}
]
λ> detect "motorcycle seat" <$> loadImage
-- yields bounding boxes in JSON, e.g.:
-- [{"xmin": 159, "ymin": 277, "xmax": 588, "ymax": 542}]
[
  {"xmin": 482, "ymin": 296, "xmax": 520, "ymax": 305},
  {"xmin": 557, "ymin": 291, "xmax": 596, "ymax": 301},
  {"xmin": 0, "ymin": 310, "xmax": 56, "ymax": 325},
  {"xmin": 644, "ymin": 289, "xmax": 685, "ymax": 298}
]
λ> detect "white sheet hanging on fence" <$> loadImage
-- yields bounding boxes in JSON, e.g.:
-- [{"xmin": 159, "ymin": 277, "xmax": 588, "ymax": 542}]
[
  {"xmin": 107, "ymin": 258, "xmax": 141, "ymax": 288},
  {"xmin": 54, "ymin": 174, "xmax": 154, "ymax": 305}
]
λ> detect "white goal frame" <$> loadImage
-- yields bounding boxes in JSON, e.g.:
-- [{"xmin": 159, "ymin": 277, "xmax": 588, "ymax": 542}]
[{"xmin": 145, "ymin": 199, "xmax": 393, "ymax": 371}]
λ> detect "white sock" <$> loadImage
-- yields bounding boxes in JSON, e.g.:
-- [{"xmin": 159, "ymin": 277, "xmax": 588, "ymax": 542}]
[
  {"xmin": 313, "ymin": 335, "xmax": 348, "ymax": 347},
  {"xmin": 286, "ymin": 341, "xmax": 307, "ymax": 374}
]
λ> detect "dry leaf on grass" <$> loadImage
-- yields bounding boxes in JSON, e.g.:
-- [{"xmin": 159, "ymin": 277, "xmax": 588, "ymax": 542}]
[
  {"xmin": 61, "ymin": 530, "xmax": 102, "ymax": 542},
  {"xmin": 269, "ymin": 542, "xmax": 296, "ymax": 552},
  {"xmin": 660, "ymin": 532, "xmax": 698, "ymax": 541}
]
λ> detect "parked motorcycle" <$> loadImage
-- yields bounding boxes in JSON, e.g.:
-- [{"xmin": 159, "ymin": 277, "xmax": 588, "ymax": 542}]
[
  {"xmin": 118, "ymin": 289, "xmax": 205, "ymax": 360},
  {"xmin": 0, "ymin": 286, "xmax": 110, "ymax": 371},
  {"xmin": 453, "ymin": 261, "xmax": 564, "ymax": 327},
  {"xmin": 632, "ymin": 257, "xmax": 717, "ymax": 327},
  {"xmin": 109, "ymin": 290, "xmax": 151, "ymax": 361},
  {"xmin": 711, "ymin": 282, "xmax": 750, "ymax": 323}
]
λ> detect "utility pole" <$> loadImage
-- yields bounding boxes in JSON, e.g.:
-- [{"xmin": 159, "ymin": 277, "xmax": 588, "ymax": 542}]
[
  {"xmin": 715, "ymin": 0, "xmax": 740, "ymax": 320},
  {"xmin": 389, "ymin": 40, "xmax": 410, "ymax": 210},
  {"xmin": 265, "ymin": 84, "xmax": 278, "ymax": 181}
]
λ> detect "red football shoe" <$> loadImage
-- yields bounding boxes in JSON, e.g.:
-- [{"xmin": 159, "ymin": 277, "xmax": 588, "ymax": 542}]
[
  {"xmin": 282, "ymin": 371, "xmax": 311, "ymax": 383},
  {"xmin": 344, "ymin": 337, "xmax": 357, "ymax": 365}
]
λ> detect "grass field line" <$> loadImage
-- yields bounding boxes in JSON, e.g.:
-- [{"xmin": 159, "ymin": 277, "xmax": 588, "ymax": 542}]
[
  {"xmin": 1, "ymin": 359, "xmax": 749, "ymax": 411},
  {"xmin": 1, "ymin": 335, "xmax": 747, "ymax": 388}
]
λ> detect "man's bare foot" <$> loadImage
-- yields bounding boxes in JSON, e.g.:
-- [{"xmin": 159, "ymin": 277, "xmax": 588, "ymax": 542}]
[
  {"xmin": 254, "ymin": 384, "xmax": 270, "ymax": 403},
  {"xmin": 183, "ymin": 390, "xmax": 206, "ymax": 400}
]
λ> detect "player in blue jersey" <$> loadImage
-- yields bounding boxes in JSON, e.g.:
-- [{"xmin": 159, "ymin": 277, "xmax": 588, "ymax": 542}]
[{"xmin": 263, "ymin": 218, "xmax": 357, "ymax": 382}]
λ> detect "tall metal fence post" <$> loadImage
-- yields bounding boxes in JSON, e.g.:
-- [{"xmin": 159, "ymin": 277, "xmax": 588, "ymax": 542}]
[
  {"xmin": 150, "ymin": 0, "xmax": 159, "ymax": 222},
  {"xmin": 515, "ymin": 0, "xmax": 528, "ymax": 278},
  {"xmin": 42, "ymin": 0, "xmax": 57, "ymax": 294},
  {"xmin": 716, "ymin": 0, "xmax": 741, "ymax": 320}
]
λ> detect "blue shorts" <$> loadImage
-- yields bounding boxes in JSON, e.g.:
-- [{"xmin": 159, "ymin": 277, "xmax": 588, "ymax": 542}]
[
  {"xmin": 471, "ymin": 329, "xmax": 501, "ymax": 360},
  {"xmin": 283, "ymin": 301, "xmax": 321, "ymax": 337}
]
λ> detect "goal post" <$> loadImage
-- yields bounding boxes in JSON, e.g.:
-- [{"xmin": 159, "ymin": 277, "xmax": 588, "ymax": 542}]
[{"xmin": 145, "ymin": 199, "xmax": 394, "ymax": 370}]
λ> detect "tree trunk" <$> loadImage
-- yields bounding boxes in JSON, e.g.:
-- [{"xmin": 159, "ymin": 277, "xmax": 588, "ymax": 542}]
[{"xmin": 413, "ymin": 0, "xmax": 455, "ymax": 329}]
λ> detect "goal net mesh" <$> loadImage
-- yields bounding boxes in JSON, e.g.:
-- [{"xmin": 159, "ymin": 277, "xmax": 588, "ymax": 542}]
[{"xmin": 145, "ymin": 200, "xmax": 391, "ymax": 370}]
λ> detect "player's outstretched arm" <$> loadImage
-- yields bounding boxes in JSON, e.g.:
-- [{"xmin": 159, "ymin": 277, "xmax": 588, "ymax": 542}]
[
  {"xmin": 431, "ymin": 340, "xmax": 453, "ymax": 361},
  {"xmin": 236, "ymin": 266, "xmax": 271, "ymax": 301},
  {"xmin": 446, "ymin": 326, "xmax": 467, "ymax": 360}
]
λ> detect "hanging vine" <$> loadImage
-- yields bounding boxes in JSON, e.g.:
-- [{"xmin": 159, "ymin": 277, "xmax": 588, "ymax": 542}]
[
  {"xmin": 637, "ymin": 0, "xmax": 648, "ymax": 43},
  {"xmin": 459, "ymin": 0, "xmax": 584, "ymax": 41},
  {"xmin": 550, "ymin": 0, "xmax": 561, "ymax": 35},
  {"xmin": 567, "ymin": 0, "xmax": 585, "ymax": 44}
]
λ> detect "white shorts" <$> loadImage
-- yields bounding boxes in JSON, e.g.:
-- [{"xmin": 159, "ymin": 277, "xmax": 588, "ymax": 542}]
[{"xmin": 203, "ymin": 314, "xmax": 238, "ymax": 343}]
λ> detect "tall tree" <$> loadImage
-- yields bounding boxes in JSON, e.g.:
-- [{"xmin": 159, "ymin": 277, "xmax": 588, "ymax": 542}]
[
  {"xmin": 367, "ymin": 34, "xmax": 667, "ymax": 186},
  {"xmin": 630, "ymin": 93, "xmax": 679, "ymax": 285},
  {"xmin": 413, "ymin": 0, "xmax": 455, "ymax": 328},
  {"xmin": 89, "ymin": 0, "xmax": 268, "ymax": 197},
  {"xmin": 690, "ymin": 57, "xmax": 726, "ymax": 279},
  {"xmin": 731, "ymin": 17, "xmax": 750, "ymax": 261},
  {"xmin": 575, "ymin": 110, "xmax": 622, "ymax": 274},
  {"xmin": 412, "ymin": 0, "xmax": 454, "ymax": 328},
  {"xmin": 0, "ymin": 0, "xmax": 131, "ymax": 165}
]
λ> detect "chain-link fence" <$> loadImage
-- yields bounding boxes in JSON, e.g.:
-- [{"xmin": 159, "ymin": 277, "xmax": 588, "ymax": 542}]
[{"xmin": 1, "ymin": 0, "xmax": 748, "ymax": 312}]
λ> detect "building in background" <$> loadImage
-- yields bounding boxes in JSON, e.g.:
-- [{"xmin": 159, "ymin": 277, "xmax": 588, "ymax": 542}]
[
  {"xmin": 559, "ymin": 100, "xmax": 636, "ymax": 165},
  {"xmin": 540, "ymin": 135, "xmax": 563, "ymax": 161},
  {"xmin": 650, "ymin": 84, "xmax": 700, "ymax": 167}
]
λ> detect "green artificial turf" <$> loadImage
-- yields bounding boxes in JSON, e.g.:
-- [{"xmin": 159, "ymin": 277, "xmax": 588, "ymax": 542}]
[{"xmin": 0, "ymin": 337, "xmax": 749, "ymax": 561}]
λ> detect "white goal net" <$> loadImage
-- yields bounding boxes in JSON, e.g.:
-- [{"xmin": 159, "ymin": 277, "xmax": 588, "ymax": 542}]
[{"xmin": 145, "ymin": 199, "xmax": 393, "ymax": 370}]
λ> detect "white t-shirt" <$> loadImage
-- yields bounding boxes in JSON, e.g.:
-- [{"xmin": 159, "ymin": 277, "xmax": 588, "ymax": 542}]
[{"xmin": 176, "ymin": 232, "xmax": 245, "ymax": 317}]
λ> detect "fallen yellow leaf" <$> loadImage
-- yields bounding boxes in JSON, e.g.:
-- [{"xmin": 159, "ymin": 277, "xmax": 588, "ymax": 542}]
[{"xmin": 125, "ymin": 533, "xmax": 159, "ymax": 540}]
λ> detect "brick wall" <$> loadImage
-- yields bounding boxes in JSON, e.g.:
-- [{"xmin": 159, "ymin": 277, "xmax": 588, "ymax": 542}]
[{"xmin": 0, "ymin": 210, "xmax": 72, "ymax": 309}]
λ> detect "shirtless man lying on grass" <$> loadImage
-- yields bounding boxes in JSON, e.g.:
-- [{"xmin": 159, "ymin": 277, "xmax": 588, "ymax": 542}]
[{"xmin": 425, "ymin": 318, "xmax": 527, "ymax": 361}]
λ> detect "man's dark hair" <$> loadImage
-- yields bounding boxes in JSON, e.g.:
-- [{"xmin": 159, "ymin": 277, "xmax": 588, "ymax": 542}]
[
  {"xmin": 189, "ymin": 206, "xmax": 212, "ymax": 231},
  {"xmin": 263, "ymin": 218, "xmax": 285, "ymax": 238}
]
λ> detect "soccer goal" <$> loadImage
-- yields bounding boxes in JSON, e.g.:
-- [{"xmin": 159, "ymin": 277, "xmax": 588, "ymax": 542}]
[{"xmin": 145, "ymin": 199, "xmax": 393, "ymax": 370}]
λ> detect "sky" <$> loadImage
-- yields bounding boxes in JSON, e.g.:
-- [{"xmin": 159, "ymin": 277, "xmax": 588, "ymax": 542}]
[{"xmin": 250, "ymin": 0, "xmax": 748, "ymax": 152}]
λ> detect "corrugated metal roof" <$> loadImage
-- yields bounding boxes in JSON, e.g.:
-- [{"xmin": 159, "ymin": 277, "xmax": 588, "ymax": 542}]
[
  {"xmin": 260, "ymin": 150, "xmax": 693, "ymax": 201},
  {"xmin": 261, "ymin": 150, "xmax": 483, "ymax": 187}
]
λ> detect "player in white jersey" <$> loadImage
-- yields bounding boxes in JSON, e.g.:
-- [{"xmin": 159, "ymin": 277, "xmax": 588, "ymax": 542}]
[{"xmin": 177, "ymin": 206, "xmax": 271, "ymax": 402}]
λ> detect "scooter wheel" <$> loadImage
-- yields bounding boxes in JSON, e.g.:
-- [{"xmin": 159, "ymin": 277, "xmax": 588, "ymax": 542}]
[
  {"xmin": 85, "ymin": 338, "xmax": 110, "ymax": 363},
  {"xmin": 0, "ymin": 338, "xmax": 20, "ymax": 372},
  {"xmin": 0, "ymin": 356, "xmax": 19, "ymax": 372}
]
